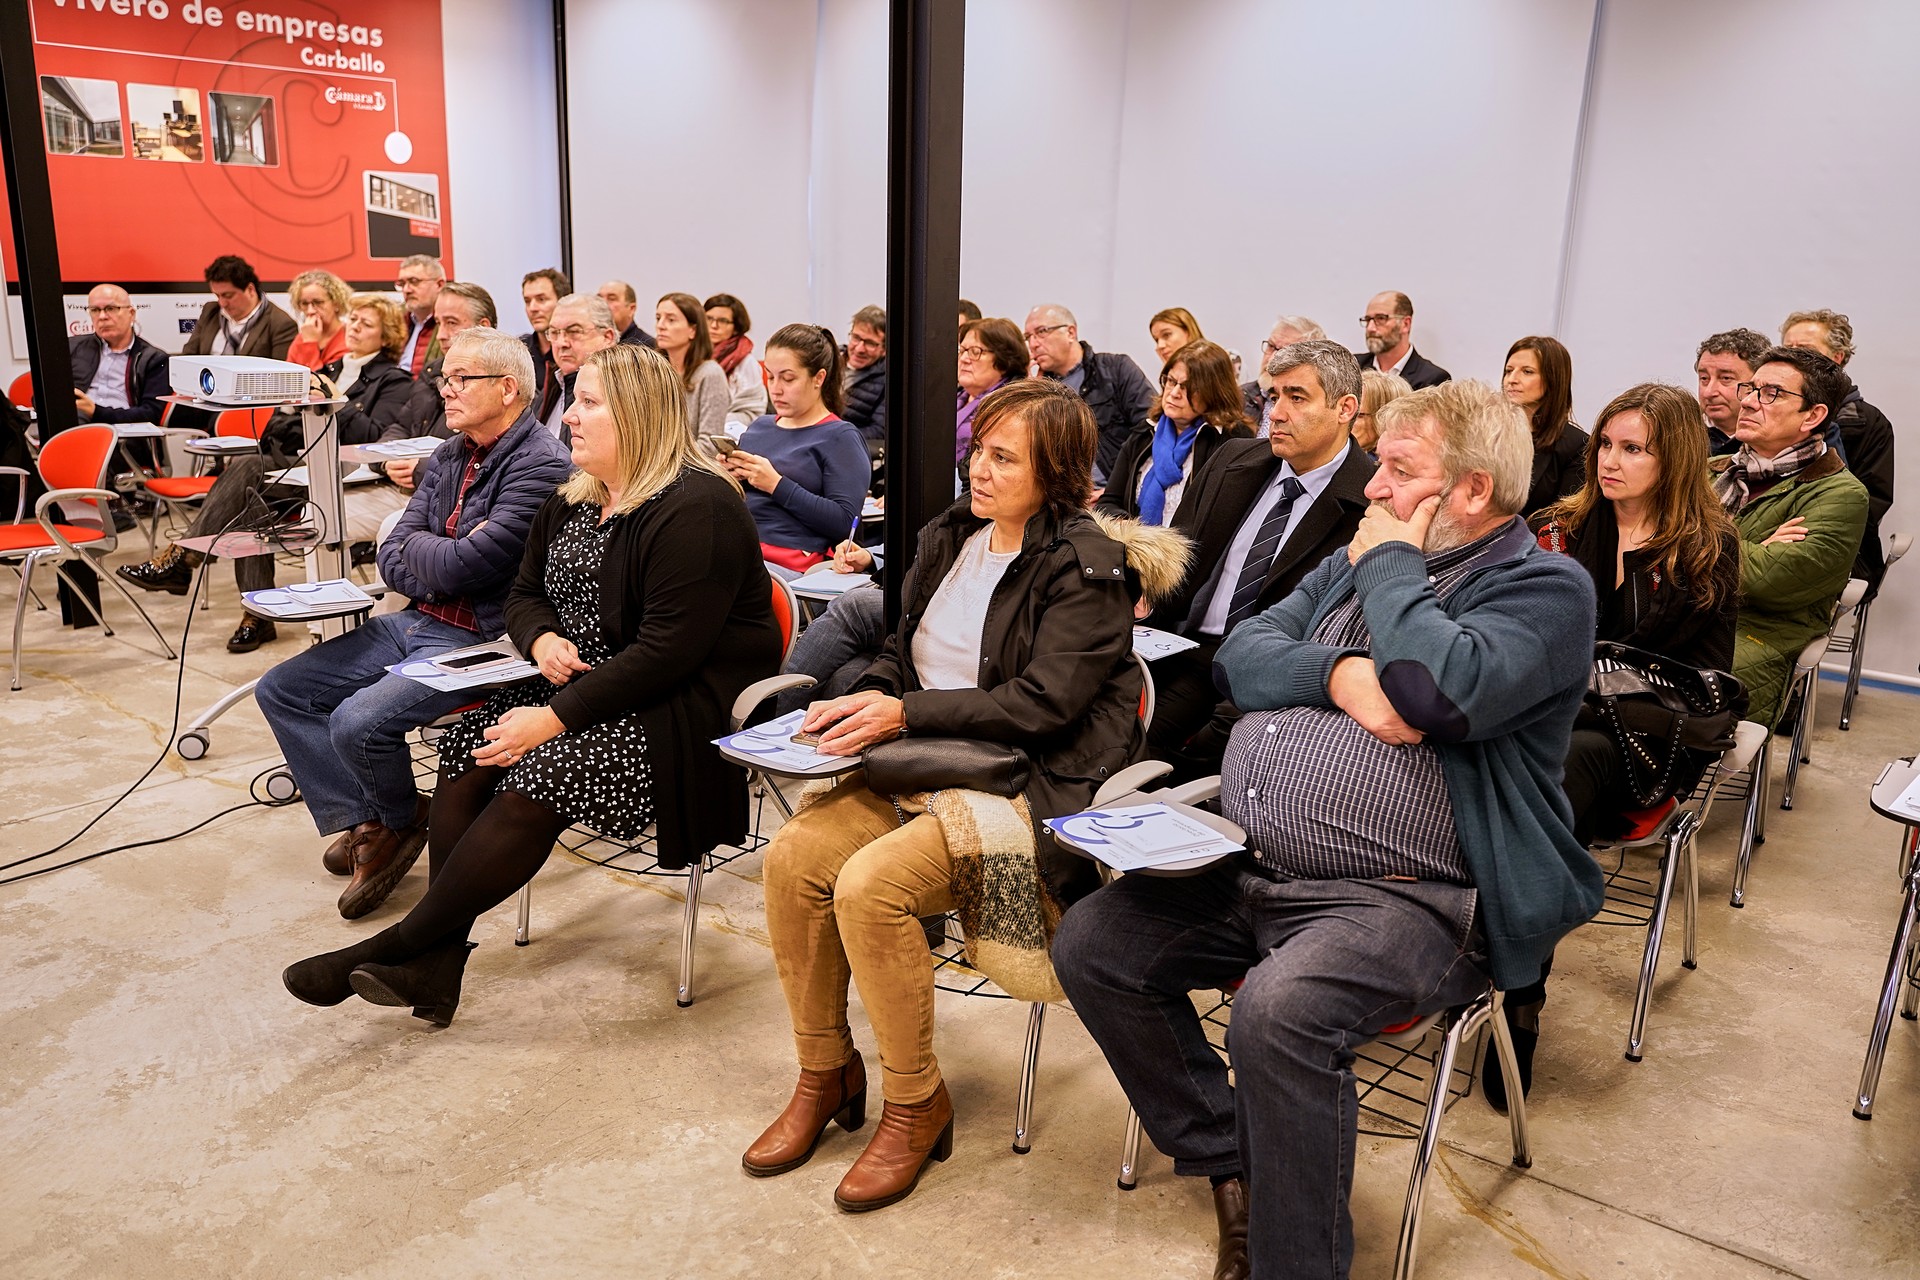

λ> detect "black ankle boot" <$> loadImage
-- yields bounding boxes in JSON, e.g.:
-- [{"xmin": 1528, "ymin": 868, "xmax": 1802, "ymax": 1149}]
[
  {"xmin": 283, "ymin": 927, "xmax": 406, "ymax": 1007},
  {"xmin": 116, "ymin": 546, "xmax": 202, "ymax": 596},
  {"xmin": 350, "ymin": 939, "xmax": 478, "ymax": 1027}
]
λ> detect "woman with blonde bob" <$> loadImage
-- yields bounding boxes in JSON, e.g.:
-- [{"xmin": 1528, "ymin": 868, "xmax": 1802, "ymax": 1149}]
[
  {"xmin": 1350, "ymin": 369, "xmax": 1412, "ymax": 455},
  {"xmin": 283, "ymin": 344, "xmax": 783, "ymax": 1026}
]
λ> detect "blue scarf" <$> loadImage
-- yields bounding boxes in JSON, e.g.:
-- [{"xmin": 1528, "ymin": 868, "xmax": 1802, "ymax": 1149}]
[{"xmin": 1137, "ymin": 415, "xmax": 1201, "ymax": 526}]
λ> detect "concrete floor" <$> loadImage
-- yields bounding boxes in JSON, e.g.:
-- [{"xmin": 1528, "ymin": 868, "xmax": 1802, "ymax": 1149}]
[{"xmin": 4, "ymin": 557, "xmax": 1920, "ymax": 1278}]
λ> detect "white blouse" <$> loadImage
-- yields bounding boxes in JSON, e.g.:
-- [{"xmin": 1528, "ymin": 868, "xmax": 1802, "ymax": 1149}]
[{"xmin": 910, "ymin": 527, "xmax": 1019, "ymax": 690}]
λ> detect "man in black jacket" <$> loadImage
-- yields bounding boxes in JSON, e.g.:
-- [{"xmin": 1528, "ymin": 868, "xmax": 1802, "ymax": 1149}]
[
  {"xmin": 71, "ymin": 284, "xmax": 169, "ymax": 427},
  {"xmin": 1025, "ymin": 304, "xmax": 1155, "ymax": 485},
  {"xmin": 1145, "ymin": 340, "xmax": 1374, "ymax": 778},
  {"xmin": 1238, "ymin": 314, "xmax": 1326, "ymax": 432},
  {"xmin": 842, "ymin": 304, "xmax": 889, "ymax": 448},
  {"xmin": 1781, "ymin": 308, "xmax": 1896, "ymax": 593},
  {"xmin": 1354, "ymin": 291, "xmax": 1450, "ymax": 389}
]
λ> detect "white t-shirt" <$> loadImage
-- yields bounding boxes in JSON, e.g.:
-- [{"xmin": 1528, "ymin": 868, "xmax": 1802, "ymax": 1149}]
[{"xmin": 911, "ymin": 527, "xmax": 1019, "ymax": 690}]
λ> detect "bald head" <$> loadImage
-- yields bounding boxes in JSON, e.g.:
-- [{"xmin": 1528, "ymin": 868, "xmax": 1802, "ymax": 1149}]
[
  {"xmin": 86, "ymin": 283, "xmax": 135, "ymax": 349},
  {"xmin": 1023, "ymin": 304, "xmax": 1082, "ymax": 375},
  {"xmin": 596, "ymin": 279, "xmax": 637, "ymax": 332}
]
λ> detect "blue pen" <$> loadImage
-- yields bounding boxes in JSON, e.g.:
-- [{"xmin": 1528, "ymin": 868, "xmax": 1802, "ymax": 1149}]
[{"xmin": 849, "ymin": 516, "xmax": 861, "ymax": 542}]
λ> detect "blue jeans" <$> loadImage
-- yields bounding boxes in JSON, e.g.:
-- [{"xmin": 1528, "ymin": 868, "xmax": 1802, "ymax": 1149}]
[
  {"xmin": 254, "ymin": 610, "xmax": 481, "ymax": 835},
  {"xmin": 1052, "ymin": 860, "xmax": 1487, "ymax": 1280},
  {"xmin": 776, "ymin": 584, "xmax": 887, "ymax": 717}
]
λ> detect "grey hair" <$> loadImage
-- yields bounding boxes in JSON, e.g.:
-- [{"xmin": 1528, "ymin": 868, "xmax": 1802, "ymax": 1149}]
[
  {"xmin": 437, "ymin": 280, "xmax": 497, "ymax": 327},
  {"xmin": 1695, "ymin": 328, "xmax": 1770, "ymax": 369},
  {"xmin": 552, "ymin": 292, "xmax": 617, "ymax": 333},
  {"xmin": 1271, "ymin": 314, "xmax": 1326, "ymax": 341},
  {"xmin": 398, "ymin": 254, "xmax": 445, "ymax": 279},
  {"xmin": 1376, "ymin": 379, "xmax": 1532, "ymax": 516},
  {"xmin": 1028, "ymin": 303, "xmax": 1078, "ymax": 329},
  {"xmin": 446, "ymin": 328, "xmax": 536, "ymax": 412},
  {"xmin": 1264, "ymin": 338, "xmax": 1361, "ymax": 406},
  {"xmin": 1781, "ymin": 308, "xmax": 1855, "ymax": 365}
]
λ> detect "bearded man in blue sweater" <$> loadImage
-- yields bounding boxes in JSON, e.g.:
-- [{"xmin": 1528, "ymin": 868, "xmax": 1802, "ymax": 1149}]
[{"xmin": 1054, "ymin": 379, "xmax": 1601, "ymax": 1280}]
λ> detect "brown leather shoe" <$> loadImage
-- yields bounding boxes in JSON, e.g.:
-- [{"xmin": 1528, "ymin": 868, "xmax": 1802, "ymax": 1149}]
[
  {"xmin": 742, "ymin": 1053, "xmax": 868, "ymax": 1177},
  {"xmin": 1212, "ymin": 1177, "xmax": 1251, "ymax": 1280},
  {"xmin": 832, "ymin": 1081, "xmax": 954, "ymax": 1212},
  {"xmin": 337, "ymin": 817, "xmax": 429, "ymax": 919},
  {"xmin": 326, "ymin": 796, "xmax": 427, "ymax": 876},
  {"xmin": 322, "ymin": 832, "xmax": 354, "ymax": 876}
]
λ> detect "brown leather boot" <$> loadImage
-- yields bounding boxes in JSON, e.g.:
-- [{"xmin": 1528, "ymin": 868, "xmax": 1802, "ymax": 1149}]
[
  {"xmin": 832, "ymin": 1081, "xmax": 954, "ymax": 1212},
  {"xmin": 1211, "ymin": 1177, "xmax": 1251, "ymax": 1280},
  {"xmin": 337, "ymin": 814, "xmax": 429, "ymax": 920},
  {"xmin": 326, "ymin": 796, "xmax": 427, "ymax": 877},
  {"xmin": 742, "ymin": 1052, "xmax": 868, "ymax": 1177}
]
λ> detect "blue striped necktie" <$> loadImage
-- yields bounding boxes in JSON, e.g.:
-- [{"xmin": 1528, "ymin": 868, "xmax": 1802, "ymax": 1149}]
[{"xmin": 1224, "ymin": 475, "xmax": 1306, "ymax": 630}]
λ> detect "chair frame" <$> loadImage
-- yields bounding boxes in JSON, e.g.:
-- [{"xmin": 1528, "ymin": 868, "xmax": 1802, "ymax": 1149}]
[
  {"xmin": 1855, "ymin": 823, "xmax": 1920, "ymax": 1120},
  {"xmin": 1836, "ymin": 533, "xmax": 1911, "ymax": 732},
  {"xmin": 1779, "ymin": 579, "xmax": 1864, "ymax": 810},
  {"xmin": 1, "ymin": 425, "xmax": 177, "ymax": 690}
]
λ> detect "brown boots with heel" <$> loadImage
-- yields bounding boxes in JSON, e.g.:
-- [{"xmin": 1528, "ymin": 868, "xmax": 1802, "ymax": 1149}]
[{"xmin": 742, "ymin": 1055, "xmax": 954, "ymax": 1212}]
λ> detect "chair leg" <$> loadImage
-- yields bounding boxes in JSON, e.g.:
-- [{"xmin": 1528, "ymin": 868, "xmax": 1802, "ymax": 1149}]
[
  {"xmin": 676, "ymin": 855, "xmax": 705, "ymax": 1008},
  {"xmin": 514, "ymin": 882, "xmax": 533, "ymax": 946},
  {"xmin": 1754, "ymin": 737, "xmax": 1771, "ymax": 846},
  {"xmin": 1485, "ymin": 993, "xmax": 1532, "ymax": 1169},
  {"xmin": 1679, "ymin": 816, "xmax": 1700, "ymax": 970},
  {"xmin": 1117, "ymin": 1106, "xmax": 1144, "ymax": 1190},
  {"xmin": 1732, "ymin": 758, "xmax": 1764, "ymax": 908},
  {"xmin": 91, "ymin": 552, "xmax": 178, "ymax": 658},
  {"xmin": 1012, "ymin": 1001, "xmax": 1046, "ymax": 1153},
  {"xmin": 1854, "ymin": 851, "xmax": 1920, "ymax": 1120},
  {"xmin": 1841, "ymin": 600, "xmax": 1870, "ymax": 730},
  {"xmin": 1392, "ymin": 1005, "xmax": 1473, "ymax": 1280},
  {"xmin": 10, "ymin": 554, "xmax": 37, "ymax": 691},
  {"xmin": 1782, "ymin": 676, "xmax": 1814, "ymax": 810},
  {"xmin": 1626, "ymin": 841, "xmax": 1682, "ymax": 1062},
  {"xmin": 50, "ymin": 561, "xmax": 113, "ymax": 635}
]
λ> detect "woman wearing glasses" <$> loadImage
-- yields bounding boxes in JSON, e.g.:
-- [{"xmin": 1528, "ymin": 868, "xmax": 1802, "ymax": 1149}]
[
  {"xmin": 704, "ymin": 292, "xmax": 769, "ymax": 429},
  {"xmin": 1502, "ymin": 382, "xmax": 1743, "ymax": 1110},
  {"xmin": 955, "ymin": 317, "xmax": 1027, "ymax": 470},
  {"xmin": 1097, "ymin": 339, "xmax": 1252, "ymax": 526},
  {"xmin": 1503, "ymin": 335, "xmax": 1589, "ymax": 517},
  {"xmin": 285, "ymin": 270, "xmax": 352, "ymax": 371},
  {"xmin": 283, "ymin": 343, "xmax": 782, "ymax": 1026}
]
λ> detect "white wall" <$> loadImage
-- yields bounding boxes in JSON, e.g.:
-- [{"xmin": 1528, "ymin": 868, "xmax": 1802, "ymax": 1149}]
[
  {"xmin": 1562, "ymin": 0, "xmax": 1920, "ymax": 684},
  {"xmin": 442, "ymin": 0, "xmax": 562, "ymax": 331}
]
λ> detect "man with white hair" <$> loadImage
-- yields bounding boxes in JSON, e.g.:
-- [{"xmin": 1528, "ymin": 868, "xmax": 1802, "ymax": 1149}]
[
  {"xmin": 70, "ymin": 283, "xmax": 168, "ymax": 427},
  {"xmin": 538, "ymin": 293, "xmax": 621, "ymax": 440},
  {"xmin": 1025, "ymin": 303, "xmax": 1154, "ymax": 483},
  {"xmin": 253, "ymin": 329, "xmax": 574, "ymax": 921},
  {"xmin": 1239, "ymin": 314, "xmax": 1326, "ymax": 434},
  {"xmin": 1055, "ymin": 379, "xmax": 1600, "ymax": 1280}
]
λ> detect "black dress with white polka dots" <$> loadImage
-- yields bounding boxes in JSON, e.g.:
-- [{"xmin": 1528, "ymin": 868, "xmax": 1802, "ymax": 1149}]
[{"xmin": 438, "ymin": 503, "xmax": 654, "ymax": 838}]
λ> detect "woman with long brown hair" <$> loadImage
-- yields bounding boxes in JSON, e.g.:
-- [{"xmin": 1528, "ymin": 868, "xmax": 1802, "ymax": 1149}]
[
  {"xmin": 1098, "ymin": 339, "xmax": 1253, "ymax": 525},
  {"xmin": 1493, "ymin": 381, "xmax": 1741, "ymax": 1110},
  {"xmin": 1504, "ymin": 335, "xmax": 1588, "ymax": 516},
  {"xmin": 656, "ymin": 291, "xmax": 730, "ymax": 438}
]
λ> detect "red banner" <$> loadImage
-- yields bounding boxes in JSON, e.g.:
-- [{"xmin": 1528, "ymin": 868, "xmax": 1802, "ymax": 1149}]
[{"xmin": 9, "ymin": 0, "xmax": 452, "ymax": 287}]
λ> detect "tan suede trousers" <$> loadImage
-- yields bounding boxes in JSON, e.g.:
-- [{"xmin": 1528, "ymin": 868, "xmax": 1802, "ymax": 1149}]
[{"xmin": 763, "ymin": 778, "xmax": 953, "ymax": 1105}]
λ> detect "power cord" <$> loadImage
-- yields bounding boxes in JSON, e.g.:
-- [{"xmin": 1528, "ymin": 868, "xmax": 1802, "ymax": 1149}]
[{"xmin": 1, "ymin": 413, "xmax": 350, "ymax": 882}]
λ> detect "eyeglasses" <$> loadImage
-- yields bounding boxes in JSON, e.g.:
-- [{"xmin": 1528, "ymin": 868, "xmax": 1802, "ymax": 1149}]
[
  {"xmin": 957, "ymin": 344, "xmax": 989, "ymax": 360},
  {"xmin": 1358, "ymin": 313, "xmax": 1399, "ymax": 326},
  {"xmin": 1024, "ymin": 323, "xmax": 1071, "ymax": 344},
  {"xmin": 86, "ymin": 305, "xmax": 131, "ymax": 315},
  {"xmin": 434, "ymin": 372, "xmax": 508, "ymax": 394},
  {"xmin": 1736, "ymin": 381, "xmax": 1807, "ymax": 406},
  {"xmin": 545, "ymin": 324, "xmax": 597, "ymax": 343},
  {"xmin": 1161, "ymin": 375, "xmax": 1190, "ymax": 394},
  {"xmin": 848, "ymin": 333, "xmax": 884, "ymax": 350},
  {"xmin": 395, "ymin": 275, "xmax": 433, "ymax": 288}
]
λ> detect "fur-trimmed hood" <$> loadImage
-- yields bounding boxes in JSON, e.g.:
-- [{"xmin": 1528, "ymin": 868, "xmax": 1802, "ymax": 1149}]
[{"xmin": 1090, "ymin": 511, "xmax": 1194, "ymax": 608}]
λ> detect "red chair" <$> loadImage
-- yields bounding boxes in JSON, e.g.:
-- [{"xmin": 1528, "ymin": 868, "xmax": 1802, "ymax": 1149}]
[
  {"xmin": 7, "ymin": 372, "xmax": 32, "ymax": 410},
  {"xmin": 0, "ymin": 425, "xmax": 177, "ymax": 690},
  {"xmin": 140, "ymin": 406, "xmax": 272, "ymax": 548}
]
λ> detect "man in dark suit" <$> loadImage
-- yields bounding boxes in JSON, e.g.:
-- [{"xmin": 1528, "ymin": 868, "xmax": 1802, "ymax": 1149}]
[
  {"xmin": 1354, "ymin": 290, "xmax": 1450, "ymax": 389},
  {"xmin": 1239, "ymin": 313, "xmax": 1326, "ymax": 433},
  {"xmin": 180, "ymin": 254, "xmax": 297, "ymax": 361},
  {"xmin": 1145, "ymin": 339, "xmax": 1375, "ymax": 777}
]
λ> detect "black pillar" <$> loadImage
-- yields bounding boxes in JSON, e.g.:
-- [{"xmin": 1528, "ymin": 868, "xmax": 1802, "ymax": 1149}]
[
  {"xmin": 881, "ymin": 0, "xmax": 965, "ymax": 626},
  {"xmin": 551, "ymin": 0, "xmax": 575, "ymax": 284},
  {"xmin": 0, "ymin": 6, "xmax": 77, "ymax": 438}
]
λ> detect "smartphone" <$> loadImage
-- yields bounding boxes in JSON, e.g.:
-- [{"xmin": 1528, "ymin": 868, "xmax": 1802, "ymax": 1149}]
[
  {"xmin": 706, "ymin": 434, "xmax": 737, "ymax": 455},
  {"xmin": 440, "ymin": 650, "xmax": 510, "ymax": 670},
  {"xmin": 790, "ymin": 731, "xmax": 823, "ymax": 748}
]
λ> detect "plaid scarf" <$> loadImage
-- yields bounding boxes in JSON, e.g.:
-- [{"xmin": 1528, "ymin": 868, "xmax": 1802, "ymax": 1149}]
[{"xmin": 1714, "ymin": 437, "xmax": 1825, "ymax": 513}]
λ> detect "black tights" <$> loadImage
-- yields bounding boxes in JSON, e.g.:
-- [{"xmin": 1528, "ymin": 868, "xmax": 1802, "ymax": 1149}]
[{"xmin": 388, "ymin": 764, "xmax": 570, "ymax": 957}]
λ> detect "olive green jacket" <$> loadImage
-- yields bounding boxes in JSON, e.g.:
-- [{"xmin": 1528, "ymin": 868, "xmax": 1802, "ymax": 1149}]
[{"xmin": 1714, "ymin": 448, "xmax": 1867, "ymax": 724}]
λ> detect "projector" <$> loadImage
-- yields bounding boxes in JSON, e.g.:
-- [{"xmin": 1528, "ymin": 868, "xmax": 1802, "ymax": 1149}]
[{"xmin": 169, "ymin": 355, "xmax": 311, "ymax": 405}]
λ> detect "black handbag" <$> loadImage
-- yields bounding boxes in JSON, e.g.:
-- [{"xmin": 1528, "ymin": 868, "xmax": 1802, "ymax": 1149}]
[
  {"xmin": 864, "ymin": 737, "xmax": 1031, "ymax": 797},
  {"xmin": 1577, "ymin": 641, "xmax": 1748, "ymax": 809}
]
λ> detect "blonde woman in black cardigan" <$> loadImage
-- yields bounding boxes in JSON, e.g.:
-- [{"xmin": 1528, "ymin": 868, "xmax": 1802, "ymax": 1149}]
[{"xmin": 284, "ymin": 344, "xmax": 782, "ymax": 1026}]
